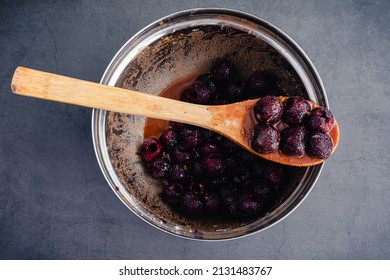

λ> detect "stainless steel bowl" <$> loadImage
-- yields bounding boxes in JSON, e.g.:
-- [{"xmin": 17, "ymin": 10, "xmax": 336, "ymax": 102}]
[{"xmin": 92, "ymin": 8, "xmax": 327, "ymax": 240}]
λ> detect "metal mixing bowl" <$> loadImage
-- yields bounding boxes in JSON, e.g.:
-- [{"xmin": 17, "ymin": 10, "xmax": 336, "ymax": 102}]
[{"xmin": 91, "ymin": 8, "xmax": 327, "ymax": 240}]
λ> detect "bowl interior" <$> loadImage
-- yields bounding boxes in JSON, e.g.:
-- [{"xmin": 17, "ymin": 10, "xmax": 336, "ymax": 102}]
[{"xmin": 94, "ymin": 10, "xmax": 324, "ymax": 240}]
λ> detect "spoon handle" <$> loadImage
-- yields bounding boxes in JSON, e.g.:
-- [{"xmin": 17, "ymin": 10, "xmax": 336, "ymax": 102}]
[{"xmin": 11, "ymin": 67, "xmax": 213, "ymax": 127}]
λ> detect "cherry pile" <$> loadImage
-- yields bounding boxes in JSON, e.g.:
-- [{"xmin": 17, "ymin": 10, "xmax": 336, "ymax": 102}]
[
  {"xmin": 140, "ymin": 58, "xmax": 301, "ymax": 219},
  {"xmin": 251, "ymin": 95, "xmax": 334, "ymax": 159}
]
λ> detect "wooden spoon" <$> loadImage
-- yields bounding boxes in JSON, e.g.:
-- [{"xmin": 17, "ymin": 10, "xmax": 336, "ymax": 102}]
[{"xmin": 11, "ymin": 67, "xmax": 339, "ymax": 167}]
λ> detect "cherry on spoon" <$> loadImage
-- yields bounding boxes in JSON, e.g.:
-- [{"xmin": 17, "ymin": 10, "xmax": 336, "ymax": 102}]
[{"xmin": 11, "ymin": 67, "xmax": 339, "ymax": 167}]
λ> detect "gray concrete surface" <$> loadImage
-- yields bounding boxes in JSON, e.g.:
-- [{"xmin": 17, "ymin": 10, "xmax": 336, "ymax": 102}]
[{"xmin": 0, "ymin": 0, "xmax": 389, "ymax": 259}]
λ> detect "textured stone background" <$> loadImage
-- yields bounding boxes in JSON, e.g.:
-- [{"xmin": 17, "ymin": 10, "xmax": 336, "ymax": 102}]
[{"xmin": 0, "ymin": 0, "xmax": 389, "ymax": 259}]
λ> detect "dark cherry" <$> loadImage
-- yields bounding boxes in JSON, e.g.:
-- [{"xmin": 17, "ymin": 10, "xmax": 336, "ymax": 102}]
[
  {"xmin": 180, "ymin": 87, "xmax": 191, "ymax": 102},
  {"xmin": 306, "ymin": 107, "xmax": 334, "ymax": 133},
  {"xmin": 140, "ymin": 137, "xmax": 163, "ymax": 162},
  {"xmin": 182, "ymin": 192, "xmax": 204, "ymax": 217},
  {"xmin": 249, "ymin": 159, "xmax": 267, "ymax": 178},
  {"xmin": 170, "ymin": 121, "xmax": 185, "ymax": 131},
  {"xmin": 196, "ymin": 73, "xmax": 218, "ymax": 94},
  {"xmin": 253, "ymin": 95, "xmax": 283, "ymax": 124},
  {"xmin": 204, "ymin": 192, "xmax": 221, "ymax": 215},
  {"xmin": 307, "ymin": 133, "xmax": 333, "ymax": 159},
  {"xmin": 148, "ymin": 157, "xmax": 171, "ymax": 179},
  {"xmin": 219, "ymin": 137, "xmax": 238, "ymax": 154},
  {"xmin": 199, "ymin": 128, "xmax": 218, "ymax": 141},
  {"xmin": 223, "ymin": 194, "xmax": 240, "ymax": 217},
  {"xmin": 251, "ymin": 124, "xmax": 280, "ymax": 154},
  {"xmin": 202, "ymin": 154, "xmax": 225, "ymax": 177},
  {"xmin": 280, "ymin": 126, "xmax": 306, "ymax": 156},
  {"xmin": 199, "ymin": 142, "xmax": 219, "ymax": 157},
  {"xmin": 162, "ymin": 183, "xmax": 184, "ymax": 206},
  {"xmin": 238, "ymin": 149, "xmax": 258, "ymax": 165},
  {"xmin": 207, "ymin": 176, "xmax": 230, "ymax": 187},
  {"xmin": 223, "ymin": 80, "xmax": 246, "ymax": 102},
  {"xmin": 247, "ymin": 71, "xmax": 275, "ymax": 95},
  {"xmin": 185, "ymin": 80, "xmax": 213, "ymax": 104},
  {"xmin": 283, "ymin": 96, "xmax": 311, "ymax": 126},
  {"xmin": 238, "ymin": 191, "xmax": 264, "ymax": 217},
  {"xmin": 159, "ymin": 127, "xmax": 178, "ymax": 150},
  {"xmin": 263, "ymin": 163, "xmax": 284, "ymax": 186},
  {"xmin": 179, "ymin": 128, "xmax": 202, "ymax": 149},
  {"xmin": 187, "ymin": 181, "xmax": 206, "ymax": 194},
  {"xmin": 232, "ymin": 167, "xmax": 251, "ymax": 185},
  {"xmin": 171, "ymin": 145, "xmax": 192, "ymax": 164},
  {"xmin": 220, "ymin": 185, "xmax": 238, "ymax": 199},
  {"xmin": 189, "ymin": 160, "xmax": 204, "ymax": 178},
  {"xmin": 224, "ymin": 156, "xmax": 237, "ymax": 172},
  {"xmin": 251, "ymin": 183, "xmax": 272, "ymax": 199},
  {"xmin": 171, "ymin": 164, "xmax": 188, "ymax": 183},
  {"xmin": 211, "ymin": 58, "xmax": 234, "ymax": 81}
]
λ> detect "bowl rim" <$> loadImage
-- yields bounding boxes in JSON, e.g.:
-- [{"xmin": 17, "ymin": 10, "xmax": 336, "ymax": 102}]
[{"xmin": 91, "ymin": 8, "xmax": 326, "ymax": 241}]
